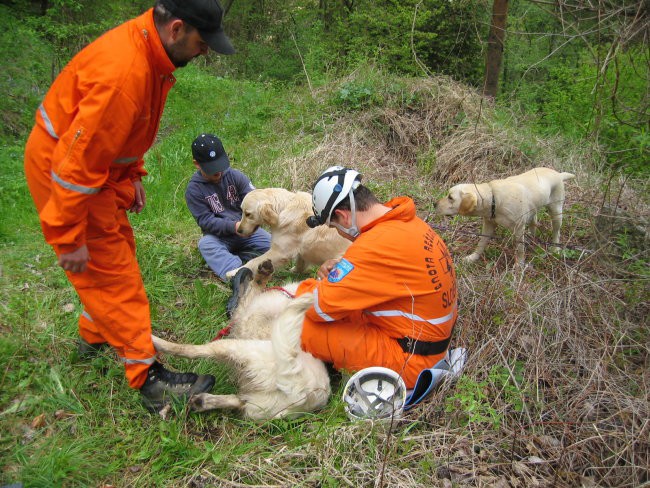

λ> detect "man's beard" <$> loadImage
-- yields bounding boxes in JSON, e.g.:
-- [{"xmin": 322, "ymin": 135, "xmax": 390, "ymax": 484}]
[{"xmin": 166, "ymin": 36, "xmax": 194, "ymax": 68}]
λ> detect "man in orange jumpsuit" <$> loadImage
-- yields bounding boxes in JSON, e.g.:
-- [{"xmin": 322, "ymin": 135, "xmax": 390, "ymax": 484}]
[
  {"xmin": 299, "ymin": 166, "xmax": 458, "ymax": 388},
  {"xmin": 23, "ymin": 0, "xmax": 235, "ymax": 412}
]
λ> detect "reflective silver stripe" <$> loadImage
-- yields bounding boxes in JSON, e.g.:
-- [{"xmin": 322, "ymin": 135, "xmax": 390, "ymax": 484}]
[
  {"xmin": 367, "ymin": 304, "xmax": 456, "ymax": 326},
  {"xmin": 39, "ymin": 104, "xmax": 59, "ymax": 139},
  {"xmin": 313, "ymin": 288, "xmax": 335, "ymax": 322},
  {"xmin": 113, "ymin": 157, "xmax": 139, "ymax": 164},
  {"xmin": 81, "ymin": 310, "xmax": 93, "ymax": 322},
  {"xmin": 121, "ymin": 356, "xmax": 156, "ymax": 365},
  {"xmin": 51, "ymin": 170, "xmax": 101, "ymax": 195}
]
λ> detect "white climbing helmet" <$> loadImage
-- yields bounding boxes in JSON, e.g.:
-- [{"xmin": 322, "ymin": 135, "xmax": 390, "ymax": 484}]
[
  {"xmin": 306, "ymin": 166, "xmax": 362, "ymax": 234},
  {"xmin": 343, "ymin": 367, "xmax": 407, "ymax": 421}
]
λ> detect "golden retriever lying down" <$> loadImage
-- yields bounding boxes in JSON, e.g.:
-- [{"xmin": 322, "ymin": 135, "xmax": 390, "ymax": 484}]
[
  {"xmin": 226, "ymin": 188, "xmax": 350, "ymax": 279},
  {"xmin": 152, "ymin": 265, "xmax": 331, "ymax": 420},
  {"xmin": 436, "ymin": 167, "xmax": 575, "ymax": 263}
]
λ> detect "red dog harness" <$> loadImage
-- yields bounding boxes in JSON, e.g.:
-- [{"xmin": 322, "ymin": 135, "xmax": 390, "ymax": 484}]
[{"xmin": 212, "ymin": 286, "xmax": 296, "ymax": 341}]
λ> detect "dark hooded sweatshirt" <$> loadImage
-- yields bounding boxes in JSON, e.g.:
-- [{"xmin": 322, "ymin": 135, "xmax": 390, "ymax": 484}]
[{"xmin": 185, "ymin": 168, "xmax": 255, "ymax": 236}]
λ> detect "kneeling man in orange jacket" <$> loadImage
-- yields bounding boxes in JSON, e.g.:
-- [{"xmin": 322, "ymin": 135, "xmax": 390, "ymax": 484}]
[{"xmin": 296, "ymin": 167, "xmax": 458, "ymax": 389}]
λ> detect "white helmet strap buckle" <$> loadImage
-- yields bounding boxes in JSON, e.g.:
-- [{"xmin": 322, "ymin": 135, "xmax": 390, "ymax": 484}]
[{"xmin": 329, "ymin": 188, "xmax": 360, "ymax": 238}]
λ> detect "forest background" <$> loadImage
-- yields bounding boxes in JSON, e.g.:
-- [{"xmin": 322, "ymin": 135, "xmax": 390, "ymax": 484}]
[
  {"xmin": 2, "ymin": 0, "xmax": 648, "ymax": 173},
  {"xmin": 0, "ymin": 0, "xmax": 648, "ymax": 487}
]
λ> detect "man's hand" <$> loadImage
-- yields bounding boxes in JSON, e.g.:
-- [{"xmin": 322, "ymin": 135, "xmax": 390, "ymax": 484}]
[
  {"xmin": 317, "ymin": 258, "xmax": 340, "ymax": 280},
  {"xmin": 129, "ymin": 180, "xmax": 146, "ymax": 213},
  {"xmin": 58, "ymin": 245, "xmax": 90, "ymax": 273}
]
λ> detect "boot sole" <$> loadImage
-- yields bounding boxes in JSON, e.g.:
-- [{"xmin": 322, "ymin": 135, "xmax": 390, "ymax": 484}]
[
  {"xmin": 142, "ymin": 374, "xmax": 216, "ymax": 413},
  {"xmin": 226, "ymin": 267, "xmax": 253, "ymax": 318}
]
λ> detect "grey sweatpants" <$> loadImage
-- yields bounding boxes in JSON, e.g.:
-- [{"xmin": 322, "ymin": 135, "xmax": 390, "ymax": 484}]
[{"xmin": 198, "ymin": 229, "xmax": 271, "ymax": 280}]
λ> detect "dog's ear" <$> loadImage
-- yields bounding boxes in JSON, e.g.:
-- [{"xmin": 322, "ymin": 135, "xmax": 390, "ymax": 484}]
[
  {"xmin": 260, "ymin": 203, "xmax": 279, "ymax": 226},
  {"xmin": 458, "ymin": 192, "xmax": 477, "ymax": 215}
]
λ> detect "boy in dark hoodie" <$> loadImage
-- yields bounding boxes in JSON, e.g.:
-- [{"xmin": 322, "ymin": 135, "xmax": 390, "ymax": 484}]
[{"xmin": 185, "ymin": 133, "xmax": 271, "ymax": 281}]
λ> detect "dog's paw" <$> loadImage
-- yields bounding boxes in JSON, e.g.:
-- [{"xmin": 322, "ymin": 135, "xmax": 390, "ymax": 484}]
[
  {"xmin": 254, "ymin": 259, "xmax": 274, "ymax": 285},
  {"xmin": 258, "ymin": 259, "xmax": 274, "ymax": 276},
  {"xmin": 189, "ymin": 393, "xmax": 210, "ymax": 412}
]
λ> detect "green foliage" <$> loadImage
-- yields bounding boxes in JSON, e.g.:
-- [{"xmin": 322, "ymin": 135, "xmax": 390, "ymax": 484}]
[
  {"xmin": 22, "ymin": 0, "xmax": 151, "ymax": 67},
  {"xmin": 0, "ymin": 5, "xmax": 52, "ymax": 140},
  {"xmin": 515, "ymin": 49, "xmax": 649, "ymax": 174},
  {"xmin": 223, "ymin": 0, "xmax": 485, "ymax": 85},
  {"xmin": 445, "ymin": 363, "xmax": 526, "ymax": 428},
  {"xmin": 331, "ymin": 0, "xmax": 484, "ymax": 82},
  {"xmin": 334, "ymin": 81, "xmax": 380, "ymax": 110},
  {"xmin": 502, "ymin": 0, "xmax": 649, "ymax": 175}
]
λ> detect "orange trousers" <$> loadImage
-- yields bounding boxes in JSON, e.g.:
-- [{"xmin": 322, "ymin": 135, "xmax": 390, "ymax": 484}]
[
  {"xmin": 24, "ymin": 127, "xmax": 155, "ymax": 388},
  {"xmin": 296, "ymin": 280, "xmax": 448, "ymax": 389}
]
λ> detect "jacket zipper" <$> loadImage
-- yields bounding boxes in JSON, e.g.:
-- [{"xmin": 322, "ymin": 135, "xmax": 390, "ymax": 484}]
[{"xmin": 64, "ymin": 128, "xmax": 83, "ymax": 161}]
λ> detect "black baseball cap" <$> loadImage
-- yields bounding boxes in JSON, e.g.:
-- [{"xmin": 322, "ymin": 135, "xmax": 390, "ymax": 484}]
[
  {"xmin": 192, "ymin": 133, "xmax": 230, "ymax": 175},
  {"xmin": 159, "ymin": 0, "xmax": 235, "ymax": 55}
]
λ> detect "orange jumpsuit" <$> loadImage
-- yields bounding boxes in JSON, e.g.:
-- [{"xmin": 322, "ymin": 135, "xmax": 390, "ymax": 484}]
[
  {"xmin": 23, "ymin": 9, "xmax": 176, "ymax": 388},
  {"xmin": 298, "ymin": 197, "xmax": 457, "ymax": 388}
]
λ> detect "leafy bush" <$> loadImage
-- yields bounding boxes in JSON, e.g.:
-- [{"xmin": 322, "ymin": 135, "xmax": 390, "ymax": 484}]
[
  {"xmin": 333, "ymin": 81, "xmax": 380, "ymax": 110},
  {"xmin": 222, "ymin": 0, "xmax": 484, "ymax": 86},
  {"xmin": 332, "ymin": 0, "xmax": 484, "ymax": 83},
  {"xmin": 502, "ymin": 1, "xmax": 649, "ymax": 176}
]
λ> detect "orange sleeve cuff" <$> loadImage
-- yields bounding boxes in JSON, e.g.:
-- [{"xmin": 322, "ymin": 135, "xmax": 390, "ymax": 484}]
[{"xmin": 296, "ymin": 278, "xmax": 319, "ymax": 296}]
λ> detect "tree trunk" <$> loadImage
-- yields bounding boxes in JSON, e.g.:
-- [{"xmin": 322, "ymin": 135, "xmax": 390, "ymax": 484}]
[{"xmin": 483, "ymin": 0, "xmax": 509, "ymax": 100}]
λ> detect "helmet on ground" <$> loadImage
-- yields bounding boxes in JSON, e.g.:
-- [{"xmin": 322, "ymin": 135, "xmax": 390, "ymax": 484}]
[
  {"xmin": 343, "ymin": 367, "xmax": 407, "ymax": 421},
  {"xmin": 306, "ymin": 166, "xmax": 361, "ymax": 228}
]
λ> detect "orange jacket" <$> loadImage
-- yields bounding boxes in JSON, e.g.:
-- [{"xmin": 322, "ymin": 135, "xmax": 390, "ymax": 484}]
[
  {"xmin": 29, "ymin": 9, "xmax": 176, "ymax": 253},
  {"xmin": 299, "ymin": 197, "xmax": 457, "ymax": 386}
]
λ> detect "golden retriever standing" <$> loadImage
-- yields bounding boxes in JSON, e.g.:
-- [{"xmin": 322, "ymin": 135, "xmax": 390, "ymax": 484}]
[
  {"xmin": 436, "ymin": 167, "xmax": 575, "ymax": 263},
  {"xmin": 226, "ymin": 188, "xmax": 350, "ymax": 279},
  {"xmin": 152, "ymin": 272, "xmax": 331, "ymax": 420}
]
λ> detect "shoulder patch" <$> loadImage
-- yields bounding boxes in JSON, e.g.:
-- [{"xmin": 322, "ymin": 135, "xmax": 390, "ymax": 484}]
[{"xmin": 328, "ymin": 258, "xmax": 354, "ymax": 283}]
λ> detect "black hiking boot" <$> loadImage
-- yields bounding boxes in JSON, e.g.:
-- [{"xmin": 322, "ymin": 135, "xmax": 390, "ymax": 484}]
[
  {"xmin": 76, "ymin": 339, "xmax": 109, "ymax": 360},
  {"xmin": 226, "ymin": 267, "xmax": 253, "ymax": 319},
  {"xmin": 140, "ymin": 361, "xmax": 215, "ymax": 413}
]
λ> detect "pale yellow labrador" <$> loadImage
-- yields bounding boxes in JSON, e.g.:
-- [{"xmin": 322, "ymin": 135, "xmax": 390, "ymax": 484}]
[
  {"xmin": 153, "ymin": 286, "xmax": 331, "ymax": 420},
  {"xmin": 436, "ymin": 167, "xmax": 575, "ymax": 263},
  {"xmin": 226, "ymin": 188, "xmax": 350, "ymax": 278}
]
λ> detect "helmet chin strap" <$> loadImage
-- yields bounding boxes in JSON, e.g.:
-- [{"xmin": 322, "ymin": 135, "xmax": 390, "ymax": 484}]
[{"xmin": 329, "ymin": 189, "xmax": 360, "ymax": 238}]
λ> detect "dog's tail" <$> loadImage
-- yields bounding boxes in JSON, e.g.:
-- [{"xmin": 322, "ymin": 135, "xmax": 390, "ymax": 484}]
[
  {"xmin": 271, "ymin": 292, "xmax": 314, "ymax": 375},
  {"xmin": 560, "ymin": 172, "xmax": 576, "ymax": 181}
]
